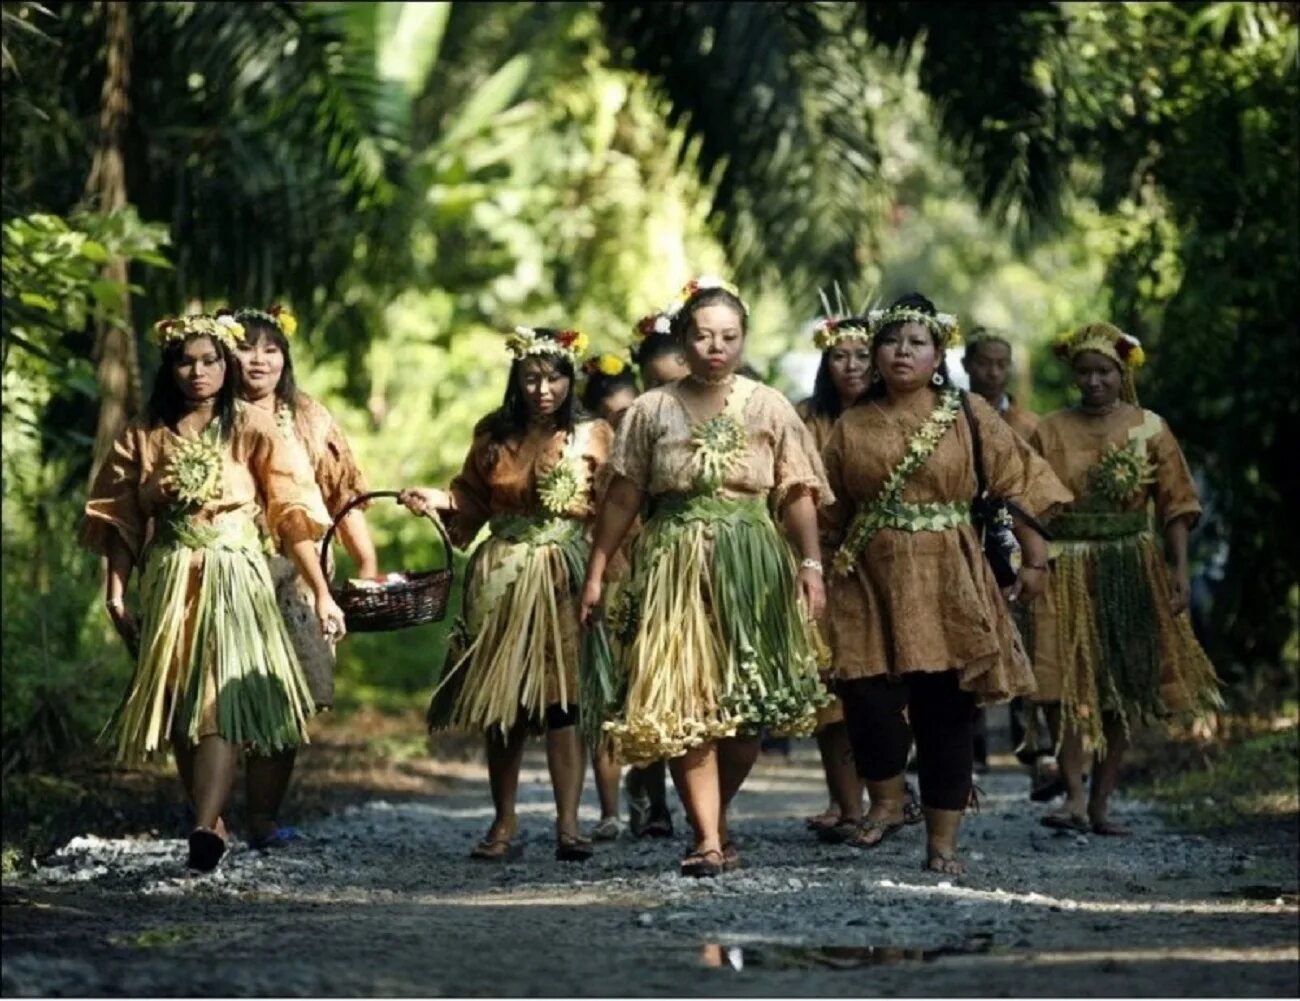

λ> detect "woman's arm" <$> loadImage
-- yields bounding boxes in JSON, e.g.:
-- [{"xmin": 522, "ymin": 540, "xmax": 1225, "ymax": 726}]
[
  {"xmin": 782, "ymin": 487, "xmax": 826, "ymax": 620},
  {"xmin": 579, "ymin": 475, "xmax": 643, "ymax": 626},
  {"xmin": 1164, "ymin": 515, "xmax": 1192, "ymax": 614},
  {"xmin": 288, "ymin": 537, "xmax": 348, "ymax": 641},
  {"xmin": 337, "ymin": 509, "xmax": 380, "ymax": 579},
  {"xmin": 1007, "ymin": 518, "xmax": 1051, "ymax": 604},
  {"xmin": 103, "ymin": 534, "xmax": 141, "ymax": 657}
]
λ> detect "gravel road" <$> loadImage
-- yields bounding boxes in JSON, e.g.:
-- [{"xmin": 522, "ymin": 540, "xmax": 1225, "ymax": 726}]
[{"xmin": 3, "ymin": 739, "xmax": 1296, "ymax": 997}]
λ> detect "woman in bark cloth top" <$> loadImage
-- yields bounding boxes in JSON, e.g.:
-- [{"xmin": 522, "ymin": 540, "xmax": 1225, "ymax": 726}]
[
  {"xmin": 580, "ymin": 276, "xmax": 833, "ymax": 879},
  {"xmin": 821, "ymin": 292, "xmax": 1071, "ymax": 875},
  {"xmin": 233, "ymin": 304, "xmax": 379, "ymax": 851},
  {"xmin": 399, "ymin": 326, "xmax": 615, "ymax": 863},
  {"xmin": 83, "ymin": 313, "xmax": 344, "ymax": 872},
  {"xmin": 1031, "ymin": 323, "xmax": 1219, "ymax": 837}
]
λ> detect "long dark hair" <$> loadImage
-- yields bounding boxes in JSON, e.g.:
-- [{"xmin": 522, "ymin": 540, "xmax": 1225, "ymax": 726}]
[
  {"xmin": 146, "ymin": 332, "xmax": 241, "ymax": 437},
  {"xmin": 234, "ymin": 309, "xmax": 300, "ymax": 410},
  {"xmin": 808, "ymin": 326, "xmax": 871, "ymax": 419},
  {"xmin": 863, "ymin": 292, "xmax": 953, "ymax": 402},
  {"xmin": 484, "ymin": 339, "xmax": 590, "ymax": 442}
]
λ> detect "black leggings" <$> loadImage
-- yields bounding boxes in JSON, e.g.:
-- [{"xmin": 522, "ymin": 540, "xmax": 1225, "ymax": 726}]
[{"xmin": 839, "ymin": 671, "xmax": 976, "ymax": 811}]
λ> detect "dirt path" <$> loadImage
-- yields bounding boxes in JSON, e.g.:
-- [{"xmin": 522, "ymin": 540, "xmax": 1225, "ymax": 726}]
[{"xmin": 3, "ymin": 739, "xmax": 1297, "ymax": 997}]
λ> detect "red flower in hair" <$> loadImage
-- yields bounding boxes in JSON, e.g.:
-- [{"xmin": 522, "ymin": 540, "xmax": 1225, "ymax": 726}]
[{"xmin": 555, "ymin": 329, "xmax": 580, "ymax": 348}]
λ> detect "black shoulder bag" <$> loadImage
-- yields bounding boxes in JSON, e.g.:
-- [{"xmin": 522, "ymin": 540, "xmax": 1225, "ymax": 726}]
[{"xmin": 960, "ymin": 392, "xmax": 1051, "ymax": 588}]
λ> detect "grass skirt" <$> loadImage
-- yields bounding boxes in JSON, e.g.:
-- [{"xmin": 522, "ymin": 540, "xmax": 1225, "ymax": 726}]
[
  {"xmin": 1048, "ymin": 515, "xmax": 1221, "ymax": 752},
  {"xmin": 105, "ymin": 515, "xmax": 314, "ymax": 763},
  {"xmin": 603, "ymin": 495, "xmax": 830, "ymax": 766},
  {"xmin": 427, "ymin": 515, "xmax": 613, "ymax": 739}
]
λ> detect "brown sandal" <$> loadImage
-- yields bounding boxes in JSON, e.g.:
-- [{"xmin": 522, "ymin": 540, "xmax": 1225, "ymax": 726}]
[
  {"xmin": 1040, "ymin": 810, "xmax": 1089, "ymax": 833},
  {"xmin": 681, "ymin": 848, "xmax": 725, "ymax": 878},
  {"xmin": 1090, "ymin": 819, "xmax": 1132, "ymax": 837},
  {"xmin": 845, "ymin": 817, "xmax": 905, "ymax": 850},
  {"xmin": 925, "ymin": 850, "xmax": 966, "ymax": 875},
  {"xmin": 805, "ymin": 807, "xmax": 841, "ymax": 831},
  {"xmin": 470, "ymin": 836, "xmax": 523, "ymax": 861},
  {"xmin": 555, "ymin": 833, "xmax": 594, "ymax": 862},
  {"xmin": 815, "ymin": 818, "xmax": 861, "ymax": 845}
]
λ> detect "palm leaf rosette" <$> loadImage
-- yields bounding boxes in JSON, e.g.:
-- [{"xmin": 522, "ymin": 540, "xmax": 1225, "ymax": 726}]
[
  {"xmin": 163, "ymin": 434, "xmax": 224, "ymax": 509},
  {"xmin": 537, "ymin": 457, "xmax": 588, "ymax": 517},
  {"xmin": 1089, "ymin": 442, "xmax": 1154, "ymax": 507},
  {"xmin": 691, "ymin": 414, "xmax": 747, "ymax": 493}
]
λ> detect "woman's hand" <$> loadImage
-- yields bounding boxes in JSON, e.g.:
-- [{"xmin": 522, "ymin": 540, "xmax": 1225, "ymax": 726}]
[
  {"xmin": 1168, "ymin": 564, "xmax": 1191, "ymax": 615},
  {"xmin": 797, "ymin": 567, "xmax": 826, "ymax": 620},
  {"xmin": 579, "ymin": 573, "xmax": 603, "ymax": 629},
  {"xmin": 397, "ymin": 488, "xmax": 449, "ymax": 516},
  {"xmin": 315, "ymin": 589, "xmax": 348, "ymax": 643},
  {"xmin": 109, "ymin": 604, "xmax": 141, "ymax": 658},
  {"xmin": 1005, "ymin": 564, "xmax": 1047, "ymax": 604}
]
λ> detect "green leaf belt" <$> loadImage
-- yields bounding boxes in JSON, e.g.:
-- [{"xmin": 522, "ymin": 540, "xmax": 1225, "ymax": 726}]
[
  {"xmin": 1050, "ymin": 510, "xmax": 1151, "ymax": 541},
  {"xmin": 489, "ymin": 513, "xmax": 584, "ymax": 547},
  {"xmin": 647, "ymin": 492, "xmax": 771, "ymax": 527},
  {"xmin": 153, "ymin": 513, "xmax": 261, "ymax": 552}
]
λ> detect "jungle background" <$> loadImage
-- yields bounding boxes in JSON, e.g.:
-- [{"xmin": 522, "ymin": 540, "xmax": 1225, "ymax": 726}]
[{"xmin": 3, "ymin": 1, "xmax": 1297, "ymax": 864}]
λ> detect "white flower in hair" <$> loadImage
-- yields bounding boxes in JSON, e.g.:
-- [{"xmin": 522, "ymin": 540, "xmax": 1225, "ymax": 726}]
[{"xmin": 653, "ymin": 314, "xmax": 672, "ymax": 334}]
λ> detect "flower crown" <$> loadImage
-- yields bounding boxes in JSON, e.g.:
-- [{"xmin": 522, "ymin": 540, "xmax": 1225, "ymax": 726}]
[
  {"xmin": 505, "ymin": 326, "xmax": 589, "ymax": 363},
  {"xmin": 665, "ymin": 275, "xmax": 749, "ymax": 318},
  {"xmin": 153, "ymin": 312, "xmax": 245, "ymax": 351},
  {"xmin": 234, "ymin": 304, "xmax": 298, "ymax": 338},
  {"xmin": 633, "ymin": 311, "xmax": 673, "ymax": 340},
  {"xmin": 867, "ymin": 305, "xmax": 961, "ymax": 345},
  {"xmin": 584, "ymin": 353, "xmax": 631, "ymax": 378},
  {"xmin": 1053, "ymin": 323, "xmax": 1146, "ymax": 370},
  {"xmin": 812, "ymin": 315, "xmax": 872, "ymax": 351}
]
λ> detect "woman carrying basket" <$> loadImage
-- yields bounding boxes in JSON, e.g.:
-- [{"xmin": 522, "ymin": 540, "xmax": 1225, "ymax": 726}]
[
  {"xmin": 83, "ymin": 313, "xmax": 344, "ymax": 872},
  {"xmin": 233, "ymin": 304, "xmax": 379, "ymax": 850},
  {"xmin": 400, "ymin": 326, "xmax": 614, "ymax": 863}
]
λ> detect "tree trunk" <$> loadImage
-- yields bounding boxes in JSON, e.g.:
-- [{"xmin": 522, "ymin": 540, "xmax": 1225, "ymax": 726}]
[{"xmin": 87, "ymin": 1, "xmax": 137, "ymax": 485}]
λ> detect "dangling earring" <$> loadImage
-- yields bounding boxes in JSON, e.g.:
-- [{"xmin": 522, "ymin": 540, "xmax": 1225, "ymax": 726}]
[
  {"xmin": 869, "ymin": 368, "xmax": 882, "ymax": 384},
  {"xmin": 931, "ymin": 371, "xmax": 944, "ymax": 386}
]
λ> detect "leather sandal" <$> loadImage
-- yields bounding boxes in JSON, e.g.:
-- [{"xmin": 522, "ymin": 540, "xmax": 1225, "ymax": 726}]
[
  {"xmin": 681, "ymin": 848, "xmax": 725, "ymax": 878},
  {"xmin": 721, "ymin": 840, "xmax": 741, "ymax": 872},
  {"xmin": 845, "ymin": 817, "xmax": 905, "ymax": 850},
  {"xmin": 1040, "ymin": 810, "xmax": 1090, "ymax": 833},
  {"xmin": 815, "ymin": 818, "xmax": 861, "ymax": 845},
  {"xmin": 555, "ymin": 833, "xmax": 594, "ymax": 862},
  {"xmin": 470, "ymin": 836, "xmax": 523, "ymax": 861},
  {"xmin": 925, "ymin": 850, "xmax": 966, "ymax": 875}
]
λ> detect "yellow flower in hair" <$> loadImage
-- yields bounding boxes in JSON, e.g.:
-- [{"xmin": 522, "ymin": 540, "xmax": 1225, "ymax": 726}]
[
  {"xmin": 597, "ymin": 354, "xmax": 626, "ymax": 376},
  {"xmin": 1128, "ymin": 344, "xmax": 1146, "ymax": 369},
  {"xmin": 268, "ymin": 304, "xmax": 297, "ymax": 338}
]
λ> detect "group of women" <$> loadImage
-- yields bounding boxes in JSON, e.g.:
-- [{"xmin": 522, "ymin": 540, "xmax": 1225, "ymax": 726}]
[{"xmin": 83, "ymin": 276, "xmax": 1219, "ymax": 878}]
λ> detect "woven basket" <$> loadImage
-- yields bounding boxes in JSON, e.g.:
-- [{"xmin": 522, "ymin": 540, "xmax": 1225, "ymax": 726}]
[{"xmin": 321, "ymin": 490, "xmax": 453, "ymax": 633}]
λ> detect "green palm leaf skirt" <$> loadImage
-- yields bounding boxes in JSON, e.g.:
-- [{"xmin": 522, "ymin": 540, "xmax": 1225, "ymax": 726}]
[
  {"xmin": 1049, "ymin": 517, "xmax": 1221, "ymax": 753},
  {"xmin": 105, "ymin": 514, "xmax": 314, "ymax": 763},
  {"xmin": 603, "ymin": 494, "xmax": 831, "ymax": 766},
  {"xmin": 426, "ymin": 514, "xmax": 614, "ymax": 740}
]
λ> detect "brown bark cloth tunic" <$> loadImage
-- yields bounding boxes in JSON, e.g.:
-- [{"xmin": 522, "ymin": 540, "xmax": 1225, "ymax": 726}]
[
  {"xmin": 432, "ymin": 417, "xmax": 614, "ymax": 731},
  {"xmin": 822, "ymin": 393, "xmax": 1072, "ymax": 703},
  {"xmin": 1029, "ymin": 404, "xmax": 1211, "ymax": 712},
  {"xmin": 83, "ymin": 403, "xmax": 327, "ymax": 747}
]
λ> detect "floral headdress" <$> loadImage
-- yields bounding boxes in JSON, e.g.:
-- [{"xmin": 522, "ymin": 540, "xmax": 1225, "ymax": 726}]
[
  {"xmin": 505, "ymin": 326, "xmax": 589, "ymax": 364},
  {"xmin": 963, "ymin": 326, "xmax": 1012, "ymax": 354},
  {"xmin": 811, "ymin": 315, "xmax": 872, "ymax": 352},
  {"xmin": 665, "ymin": 274, "xmax": 749, "ymax": 318},
  {"xmin": 584, "ymin": 353, "xmax": 632, "ymax": 378},
  {"xmin": 867, "ymin": 304, "xmax": 961, "ymax": 346},
  {"xmin": 1054, "ymin": 321, "xmax": 1145, "ymax": 404},
  {"xmin": 633, "ymin": 310, "xmax": 673, "ymax": 341},
  {"xmin": 233, "ymin": 303, "xmax": 298, "ymax": 339},
  {"xmin": 152, "ymin": 312, "xmax": 245, "ymax": 351}
]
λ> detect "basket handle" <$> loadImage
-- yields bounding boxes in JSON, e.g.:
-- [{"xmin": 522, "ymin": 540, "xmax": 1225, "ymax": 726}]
[{"xmin": 318, "ymin": 489, "xmax": 453, "ymax": 585}]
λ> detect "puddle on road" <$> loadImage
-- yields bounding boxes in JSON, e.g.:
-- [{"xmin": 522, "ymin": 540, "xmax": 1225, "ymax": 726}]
[{"xmin": 700, "ymin": 935, "xmax": 995, "ymax": 972}]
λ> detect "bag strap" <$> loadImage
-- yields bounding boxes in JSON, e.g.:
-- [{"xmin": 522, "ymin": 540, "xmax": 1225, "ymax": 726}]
[{"xmin": 959, "ymin": 391, "xmax": 989, "ymax": 501}]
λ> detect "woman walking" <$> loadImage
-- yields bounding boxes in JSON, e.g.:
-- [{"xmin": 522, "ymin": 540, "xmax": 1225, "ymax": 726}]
[
  {"xmin": 1032, "ymin": 323, "xmax": 1220, "ymax": 836},
  {"xmin": 233, "ymin": 304, "xmax": 378, "ymax": 849},
  {"xmin": 581, "ymin": 276, "xmax": 831, "ymax": 877},
  {"xmin": 822, "ymin": 293, "xmax": 1070, "ymax": 874},
  {"xmin": 84, "ymin": 313, "xmax": 344, "ymax": 871},
  {"xmin": 400, "ymin": 326, "xmax": 613, "ymax": 862}
]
